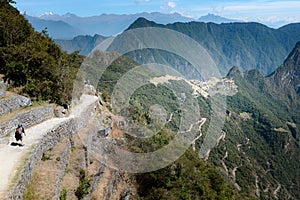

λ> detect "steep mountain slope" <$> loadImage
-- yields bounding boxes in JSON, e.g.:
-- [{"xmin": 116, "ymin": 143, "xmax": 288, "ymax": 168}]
[
  {"xmin": 278, "ymin": 23, "xmax": 300, "ymax": 47},
  {"xmin": 87, "ymin": 51, "xmax": 253, "ymax": 200},
  {"xmin": 198, "ymin": 13, "xmax": 242, "ymax": 23},
  {"xmin": 268, "ymin": 41, "xmax": 300, "ymax": 105},
  {"xmin": 124, "ymin": 18, "xmax": 300, "ymax": 75},
  {"xmin": 207, "ymin": 42, "xmax": 300, "ymax": 199},
  {"xmin": 54, "ymin": 34, "xmax": 107, "ymax": 55}
]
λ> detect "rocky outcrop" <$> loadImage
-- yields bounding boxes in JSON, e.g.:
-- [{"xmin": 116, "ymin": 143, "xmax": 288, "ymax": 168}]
[
  {"xmin": 103, "ymin": 171, "xmax": 121, "ymax": 200},
  {"xmin": 83, "ymin": 164, "xmax": 106, "ymax": 200},
  {"xmin": 54, "ymin": 106, "xmax": 68, "ymax": 118}
]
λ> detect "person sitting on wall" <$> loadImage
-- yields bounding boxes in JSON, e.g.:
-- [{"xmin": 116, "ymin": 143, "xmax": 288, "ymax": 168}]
[{"xmin": 15, "ymin": 123, "xmax": 26, "ymax": 146}]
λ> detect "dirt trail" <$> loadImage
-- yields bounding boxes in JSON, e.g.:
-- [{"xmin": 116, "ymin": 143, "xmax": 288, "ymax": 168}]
[{"xmin": 0, "ymin": 95, "xmax": 98, "ymax": 198}]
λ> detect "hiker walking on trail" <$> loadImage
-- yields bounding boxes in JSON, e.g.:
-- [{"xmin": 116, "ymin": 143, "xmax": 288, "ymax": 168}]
[{"xmin": 15, "ymin": 123, "xmax": 26, "ymax": 146}]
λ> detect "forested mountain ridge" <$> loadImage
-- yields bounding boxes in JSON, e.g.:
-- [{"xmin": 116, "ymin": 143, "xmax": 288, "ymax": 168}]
[
  {"xmin": 60, "ymin": 17, "xmax": 300, "ymax": 75},
  {"xmin": 125, "ymin": 18, "xmax": 300, "ymax": 76}
]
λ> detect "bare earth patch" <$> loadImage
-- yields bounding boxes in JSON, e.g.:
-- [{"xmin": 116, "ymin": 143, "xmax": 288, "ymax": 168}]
[{"xmin": 24, "ymin": 139, "xmax": 69, "ymax": 199}]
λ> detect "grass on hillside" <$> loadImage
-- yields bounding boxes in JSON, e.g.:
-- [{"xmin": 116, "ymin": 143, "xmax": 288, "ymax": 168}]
[
  {"xmin": 9, "ymin": 144, "xmax": 36, "ymax": 191},
  {"xmin": 23, "ymin": 139, "xmax": 69, "ymax": 199}
]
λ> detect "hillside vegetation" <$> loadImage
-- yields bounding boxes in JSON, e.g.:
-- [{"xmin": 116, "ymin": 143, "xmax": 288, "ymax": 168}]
[
  {"xmin": 82, "ymin": 51, "xmax": 251, "ymax": 199},
  {"xmin": 0, "ymin": 0, "xmax": 83, "ymax": 105},
  {"xmin": 94, "ymin": 39, "xmax": 300, "ymax": 199}
]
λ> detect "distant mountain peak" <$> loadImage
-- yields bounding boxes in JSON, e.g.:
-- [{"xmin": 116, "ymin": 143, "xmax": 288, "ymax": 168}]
[
  {"xmin": 271, "ymin": 41, "xmax": 300, "ymax": 80},
  {"xmin": 198, "ymin": 13, "xmax": 242, "ymax": 24},
  {"xmin": 268, "ymin": 41, "xmax": 300, "ymax": 103},
  {"xmin": 126, "ymin": 17, "xmax": 161, "ymax": 30},
  {"xmin": 227, "ymin": 66, "xmax": 242, "ymax": 78},
  {"xmin": 205, "ymin": 13, "xmax": 219, "ymax": 17},
  {"xmin": 39, "ymin": 12, "xmax": 79, "ymax": 20},
  {"xmin": 62, "ymin": 12, "xmax": 78, "ymax": 18}
]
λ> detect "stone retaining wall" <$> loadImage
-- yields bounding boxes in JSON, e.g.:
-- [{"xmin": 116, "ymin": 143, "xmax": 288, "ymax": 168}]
[
  {"xmin": 7, "ymin": 97, "xmax": 97, "ymax": 199},
  {"xmin": 53, "ymin": 139, "xmax": 71, "ymax": 200},
  {"xmin": 0, "ymin": 90, "xmax": 5, "ymax": 98},
  {"xmin": 0, "ymin": 80, "xmax": 8, "ymax": 90},
  {"xmin": 0, "ymin": 95, "xmax": 32, "ymax": 116},
  {"xmin": 0, "ymin": 105, "xmax": 54, "ymax": 138}
]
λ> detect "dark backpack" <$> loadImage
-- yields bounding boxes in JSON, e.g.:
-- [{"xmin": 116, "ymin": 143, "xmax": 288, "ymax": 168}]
[{"xmin": 16, "ymin": 127, "xmax": 22, "ymax": 134}]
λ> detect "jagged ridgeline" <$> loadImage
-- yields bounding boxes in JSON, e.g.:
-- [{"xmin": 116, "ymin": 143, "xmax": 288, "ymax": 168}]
[{"xmin": 0, "ymin": 1, "xmax": 83, "ymax": 105}]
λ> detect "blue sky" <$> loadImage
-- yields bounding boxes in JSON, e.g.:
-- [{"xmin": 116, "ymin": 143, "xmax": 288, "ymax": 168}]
[{"xmin": 14, "ymin": 0, "xmax": 300, "ymax": 24}]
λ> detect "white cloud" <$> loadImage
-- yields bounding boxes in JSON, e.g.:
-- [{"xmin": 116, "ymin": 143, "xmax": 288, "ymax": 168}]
[
  {"xmin": 135, "ymin": 0, "xmax": 150, "ymax": 4},
  {"xmin": 168, "ymin": 1, "xmax": 176, "ymax": 8},
  {"xmin": 239, "ymin": 15, "xmax": 300, "ymax": 23},
  {"xmin": 212, "ymin": 6, "xmax": 224, "ymax": 14},
  {"xmin": 175, "ymin": 0, "xmax": 300, "ymax": 27},
  {"xmin": 228, "ymin": 1, "xmax": 300, "ymax": 11}
]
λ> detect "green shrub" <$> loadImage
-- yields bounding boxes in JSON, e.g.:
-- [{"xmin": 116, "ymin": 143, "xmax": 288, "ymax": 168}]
[
  {"xmin": 60, "ymin": 187, "xmax": 68, "ymax": 200},
  {"xmin": 75, "ymin": 169, "xmax": 91, "ymax": 199},
  {"xmin": 41, "ymin": 152, "xmax": 52, "ymax": 161}
]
